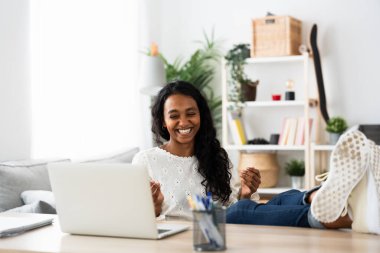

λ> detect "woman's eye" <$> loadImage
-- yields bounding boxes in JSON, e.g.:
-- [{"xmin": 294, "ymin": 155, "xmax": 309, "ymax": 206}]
[{"xmin": 169, "ymin": 115, "xmax": 179, "ymax": 119}]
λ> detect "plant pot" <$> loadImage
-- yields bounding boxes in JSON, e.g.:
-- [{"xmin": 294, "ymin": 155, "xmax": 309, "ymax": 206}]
[
  {"xmin": 238, "ymin": 152, "xmax": 279, "ymax": 188},
  {"xmin": 329, "ymin": 133, "xmax": 341, "ymax": 145},
  {"xmin": 290, "ymin": 176, "xmax": 304, "ymax": 189},
  {"xmin": 241, "ymin": 80, "xmax": 259, "ymax": 101}
]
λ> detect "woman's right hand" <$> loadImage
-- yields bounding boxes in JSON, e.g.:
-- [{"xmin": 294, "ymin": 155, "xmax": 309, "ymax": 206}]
[{"xmin": 150, "ymin": 180, "xmax": 164, "ymax": 217}]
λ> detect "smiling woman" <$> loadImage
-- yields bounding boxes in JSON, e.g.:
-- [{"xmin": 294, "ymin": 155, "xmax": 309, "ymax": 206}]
[{"xmin": 30, "ymin": 0, "xmax": 140, "ymax": 159}]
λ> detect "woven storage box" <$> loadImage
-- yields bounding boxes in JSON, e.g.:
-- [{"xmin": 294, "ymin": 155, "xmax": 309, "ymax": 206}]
[
  {"xmin": 237, "ymin": 152, "xmax": 280, "ymax": 188},
  {"xmin": 251, "ymin": 16, "xmax": 302, "ymax": 57}
]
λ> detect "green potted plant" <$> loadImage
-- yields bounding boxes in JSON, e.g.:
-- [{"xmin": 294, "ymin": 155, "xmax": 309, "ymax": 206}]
[
  {"xmin": 159, "ymin": 31, "xmax": 222, "ymax": 126},
  {"xmin": 285, "ymin": 159, "xmax": 305, "ymax": 189},
  {"xmin": 225, "ymin": 44, "xmax": 259, "ymax": 103},
  {"xmin": 326, "ymin": 116, "xmax": 348, "ymax": 144}
]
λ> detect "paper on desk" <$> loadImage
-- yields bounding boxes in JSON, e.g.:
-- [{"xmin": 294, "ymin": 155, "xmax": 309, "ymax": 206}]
[{"xmin": 0, "ymin": 215, "xmax": 53, "ymax": 237}]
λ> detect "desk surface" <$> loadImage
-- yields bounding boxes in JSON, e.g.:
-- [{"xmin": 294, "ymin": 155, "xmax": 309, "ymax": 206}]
[{"xmin": 0, "ymin": 213, "xmax": 379, "ymax": 253}]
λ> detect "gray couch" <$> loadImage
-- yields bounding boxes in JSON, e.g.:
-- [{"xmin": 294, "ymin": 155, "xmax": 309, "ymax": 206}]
[{"xmin": 0, "ymin": 147, "xmax": 139, "ymax": 214}]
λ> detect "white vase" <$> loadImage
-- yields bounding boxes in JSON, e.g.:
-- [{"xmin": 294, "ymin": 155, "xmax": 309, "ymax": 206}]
[
  {"xmin": 291, "ymin": 176, "xmax": 304, "ymax": 189},
  {"xmin": 329, "ymin": 133, "xmax": 341, "ymax": 145}
]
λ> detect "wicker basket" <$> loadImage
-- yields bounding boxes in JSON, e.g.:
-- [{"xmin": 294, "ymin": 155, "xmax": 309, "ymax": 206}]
[
  {"xmin": 237, "ymin": 152, "xmax": 280, "ymax": 188},
  {"xmin": 251, "ymin": 16, "xmax": 302, "ymax": 57}
]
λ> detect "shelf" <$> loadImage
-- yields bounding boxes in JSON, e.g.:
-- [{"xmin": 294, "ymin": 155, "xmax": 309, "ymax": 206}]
[
  {"xmin": 311, "ymin": 144, "xmax": 335, "ymax": 151},
  {"xmin": 221, "ymin": 52, "xmax": 315, "ymax": 189},
  {"xmin": 246, "ymin": 54, "xmax": 307, "ymax": 64},
  {"xmin": 228, "ymin": 100, "xmax": 306, "ymax": 107},
  {"xmin": 258, "ymin": 187, "xmax": 306, "ymax": 195},
  {"xmin": 225, "ymin": 145, "xmax": 306, "ymax": 151}
]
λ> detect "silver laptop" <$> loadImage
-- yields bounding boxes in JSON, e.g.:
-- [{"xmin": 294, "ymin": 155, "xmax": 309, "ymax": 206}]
[{"xmin": 48, "ymin": 162, "xmax": 189, "ymax": 239}]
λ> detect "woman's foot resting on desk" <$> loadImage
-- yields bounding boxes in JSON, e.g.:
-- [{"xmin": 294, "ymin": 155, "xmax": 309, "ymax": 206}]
[{"xmin": 310, "ymin": 130, "xmax": 380, "ymax": 234}]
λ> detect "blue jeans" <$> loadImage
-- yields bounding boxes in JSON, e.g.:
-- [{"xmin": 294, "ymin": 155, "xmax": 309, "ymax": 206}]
[{"xmin": 226, "ymin": 189, "xmax": 323, "ymax": 228}]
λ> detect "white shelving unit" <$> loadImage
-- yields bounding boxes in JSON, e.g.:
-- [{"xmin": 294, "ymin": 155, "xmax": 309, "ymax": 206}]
[
  {"xmin": 310, "ymin": 143, "xmax": 334, "ymax": 187},
  {"xmin": 221, "ymin": 53, "xmax": 318, "ymax": 194}
]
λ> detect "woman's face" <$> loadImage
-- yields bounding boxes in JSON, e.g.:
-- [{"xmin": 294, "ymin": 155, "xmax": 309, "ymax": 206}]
[{"xmin": 163, "ymin": 94, "xmax": 201, "ymax": 145}]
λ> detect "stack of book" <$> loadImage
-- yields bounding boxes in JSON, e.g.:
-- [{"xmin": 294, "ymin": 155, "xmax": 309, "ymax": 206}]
[
  {"xmin": 227, "ymin": 112, "xmax": 247, "ymax": 145},
  {"xmin": 279, "ymin": 117, "xmax": 313, "ymax": 146}
]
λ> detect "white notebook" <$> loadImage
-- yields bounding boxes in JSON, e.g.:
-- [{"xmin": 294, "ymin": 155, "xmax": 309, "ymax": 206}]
[{"xmin": 0, "ymin": 214, "xmax": 54, "ymax": 237}]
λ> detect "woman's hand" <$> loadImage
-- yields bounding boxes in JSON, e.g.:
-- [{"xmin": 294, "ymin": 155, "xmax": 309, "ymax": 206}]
[
  {"xmin": 150, "ymin": 180, "xmax": 164, "ymax": 217},
  {"xmin": 239, "ymin": 167, "xmax": 261, "ymax": 199}
]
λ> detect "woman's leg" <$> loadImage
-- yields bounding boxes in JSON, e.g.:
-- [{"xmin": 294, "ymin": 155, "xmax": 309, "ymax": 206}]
[
  {"xmin": 266, "ymin": 186, "xmax": 321, "ymax": 206},
  {"xmin": 265, "ymin": 189, "xmax": 305, "ymax": 205},
  {"xmin": 226, "ymin": 199, "xmax": 311, "ymax": 227}
]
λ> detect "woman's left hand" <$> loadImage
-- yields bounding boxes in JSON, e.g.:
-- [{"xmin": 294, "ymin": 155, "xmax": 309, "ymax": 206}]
[
  {"xmin": 239, "ymin": 167, "xmax": 261, "ymax": 199},
  {"xmin": 150, "ymin": 180, "xmax": 164, "ymax": 217}
]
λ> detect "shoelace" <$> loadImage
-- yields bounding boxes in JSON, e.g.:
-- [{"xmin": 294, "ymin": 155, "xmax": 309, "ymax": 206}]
[
  {"xmin": 315, "ymin": 172, "xmax": 328, "ymax": 182},
  {"xmin": 314, "ymin": 172, "xmax": 348, "ymax": 217}
]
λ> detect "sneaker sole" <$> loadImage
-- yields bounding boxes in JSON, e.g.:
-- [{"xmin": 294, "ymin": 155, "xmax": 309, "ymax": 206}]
[{"xmin": 311, "ymin": 130, "xmax": 370, "ymax": 223}]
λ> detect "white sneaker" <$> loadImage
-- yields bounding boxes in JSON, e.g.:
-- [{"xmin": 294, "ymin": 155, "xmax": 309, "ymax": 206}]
[{"xmin": 311, "ymin": 130, "xmax": 370, "ymax": 223}]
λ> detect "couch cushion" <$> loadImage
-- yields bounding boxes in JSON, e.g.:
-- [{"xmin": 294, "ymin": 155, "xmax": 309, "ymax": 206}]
[
  {"xmin": 0, "ymin": 159, "xmax": 69, "ymax": 212},
  {"xmin": 76, "ymin": 147, "xmax": 140, "ymax": 163}
]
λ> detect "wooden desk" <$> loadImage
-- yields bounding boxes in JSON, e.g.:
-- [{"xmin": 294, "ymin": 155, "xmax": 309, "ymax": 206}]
[{"xmin": 0, "ymin": 214, "xmax": 379, "ymax": 253}]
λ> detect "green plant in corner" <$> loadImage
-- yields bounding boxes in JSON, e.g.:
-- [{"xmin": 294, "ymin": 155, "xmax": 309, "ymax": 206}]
[
  {"xmin": 325, "ymin": 116, "xmax": 348, "ymax": 134},
  {"xmin": 159, "ymin": 31, "xmax": 222, "ymax": 126},
  {"xmin": 285, "ymin": 159, "xmax": 305, "ymax": 177}
]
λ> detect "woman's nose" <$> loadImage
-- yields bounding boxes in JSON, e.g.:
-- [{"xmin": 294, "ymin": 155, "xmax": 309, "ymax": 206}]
[{"xmin": 178, "ymin": 116, "xmax": 189, "ymax": 126}]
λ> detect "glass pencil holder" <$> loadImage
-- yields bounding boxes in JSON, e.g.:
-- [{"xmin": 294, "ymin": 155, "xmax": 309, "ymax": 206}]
[{"xmin": 192, "ymin": 206, "xmax": 226, "ymax": 251}]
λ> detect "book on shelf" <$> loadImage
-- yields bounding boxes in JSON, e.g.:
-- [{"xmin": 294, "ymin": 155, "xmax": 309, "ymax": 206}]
[
  {"xmin": 294, "ymin": 117, "xmax": 305, "ymax": 145},
  {"xmin": 227, "ymin": 112, "xmax": 247, "ymax": 145},
  {"xmin": 296, "ymin": 117, "xmax": 313, "ymax": 145},
  {"xmin": 279, "ymin": 117, "xmax": 313, "ymax": 146},
  {"xmin": 286, "ymin": 118, "xmax": 298, "ymax": 146},
  {"xmin": 279, "ymin": 117, "xmax": 290, "ymax": 145}
]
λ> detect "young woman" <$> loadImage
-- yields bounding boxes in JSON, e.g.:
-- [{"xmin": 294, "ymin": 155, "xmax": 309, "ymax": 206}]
[{"xmin": 133, "ymin": 80, "xmax": 380, "ymax": 233}]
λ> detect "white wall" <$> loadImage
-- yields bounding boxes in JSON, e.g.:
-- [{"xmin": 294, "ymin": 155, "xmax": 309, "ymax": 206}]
[
  {"xmin": 1, "ymin": 0, "xmax": 379, "ymax": 160},
  {"xmin": 0, "ymin": 0, "xmax": 31, "ymax": 160},
  {"xmin": 157, "ymin": 0, "xmax": 380, "ymax": 124}
]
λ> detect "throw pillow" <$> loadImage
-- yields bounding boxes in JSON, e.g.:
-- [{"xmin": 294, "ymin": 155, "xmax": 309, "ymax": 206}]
[
  {"xmin": 0, "ymin": 159, "xmax": 69, "ymax": 212},
  {"xmin": 21, "ymin": 190, "xmax": 55, "ymax": 208}
]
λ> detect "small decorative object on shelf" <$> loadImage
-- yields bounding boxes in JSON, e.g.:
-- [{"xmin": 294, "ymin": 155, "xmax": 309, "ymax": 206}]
[
  {"xmin": 269, "ymin": 134, "xmax": 280, "ymax": 145},
  {"xmin": 272, "ymin": 94, "xmax": 281, "ymax": 101},
  {"xmin": 325, "ymin": 116, "xmax": 348, "ymax": 145},
  {"xmin": 285, "ymin": 80, "xmax": 295, "ymax": 101},
  {"xmin": 247, "ymin": 138, "xmax": 269, "ymax": 145},
  {"xmin": 285, "ymin": 159, "xmax": 305, "ymax": 189},
  {"xmin": 225, "ymin": 44, "xmax": 259, "ymax": 103}
]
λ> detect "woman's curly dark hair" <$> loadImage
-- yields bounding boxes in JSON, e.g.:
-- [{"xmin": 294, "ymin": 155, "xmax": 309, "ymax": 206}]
[{"xmin": 151, "ymin": 80, "xmax": 232, "ymax": 203}]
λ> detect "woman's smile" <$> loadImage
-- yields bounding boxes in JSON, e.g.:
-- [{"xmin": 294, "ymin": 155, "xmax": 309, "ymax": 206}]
[{"xmin": 177, "ymin": 128, "xmax": 192, "ymax": 135}]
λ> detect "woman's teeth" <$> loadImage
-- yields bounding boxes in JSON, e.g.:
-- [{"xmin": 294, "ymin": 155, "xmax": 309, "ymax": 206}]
[{"xmin": 178, "ymin": 128, "xmax": 191, "ymax": 134}]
